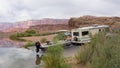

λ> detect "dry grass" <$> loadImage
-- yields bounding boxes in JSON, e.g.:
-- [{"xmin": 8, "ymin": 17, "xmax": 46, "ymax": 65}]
[
  {"xmin": 21, "ymin": 34, "xmax": 56, "ymax": 42},
  {"xmin": 65, "ymin": 57, "xmax": 86, "ymax": 68}
]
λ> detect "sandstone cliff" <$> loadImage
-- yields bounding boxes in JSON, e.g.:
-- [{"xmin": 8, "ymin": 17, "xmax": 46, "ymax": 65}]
[
  {"xmin": 29, "ymin": 24, "xmax": 69, "ymax": 33},
  {"xmin": 1, "ymin": 19, "xmax": 68, "ymax": 33},
  {"xmin": 68, "ymin": 16, "xmax": 120, "ymax": 30}
]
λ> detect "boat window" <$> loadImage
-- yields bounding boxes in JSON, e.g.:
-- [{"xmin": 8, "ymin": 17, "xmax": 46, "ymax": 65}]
[
  {"xmin": 82, "ymin": 31, "xmax": 89, "ymax": 36},
  {"xmin": 73, "ymin": 32, "xmax": 79, "ymax": 36}
]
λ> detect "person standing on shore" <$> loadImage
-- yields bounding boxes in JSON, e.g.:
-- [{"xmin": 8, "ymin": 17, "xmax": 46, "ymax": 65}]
[
  {"xmin": 35, "ymin": 41, "xmax": 46, "ymax": 53},
  {"xmin": 35, "ymin": 41, "xmax": 41, "ymax": 53}
]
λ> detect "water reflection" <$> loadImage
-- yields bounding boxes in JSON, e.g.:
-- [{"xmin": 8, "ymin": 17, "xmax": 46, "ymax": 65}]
[
  {"xmin": 35, "ymin": 54, "xmax": 43, "ymax": 68},
  {"xmin": 0, "ymin": 39, "xmax": 23, "ymax": 47},
  {"xmin": 0, "ymin": 42, "xmax": 44, "ymax": 68},
  {"xmin": 0, "ymin": 48, "xmax": 36, "ymax": 68},
  {"xmin": 36, "ymin": 54, "xmax": 42, "ymax": 65}
]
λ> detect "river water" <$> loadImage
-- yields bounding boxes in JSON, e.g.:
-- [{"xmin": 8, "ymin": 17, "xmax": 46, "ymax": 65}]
[
  {"xmin": 0, "ymin": 39, "xmax": 43, "ymax": 68},
  {"xmin": 0, "ymin": 38, "xmax": 24, "ymax": 47},
  {"xmin": 0, "ymin": 38, "xmax": 80, "ymax": 68}
]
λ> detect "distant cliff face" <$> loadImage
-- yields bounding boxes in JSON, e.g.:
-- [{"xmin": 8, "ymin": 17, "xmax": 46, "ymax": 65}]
[
  {"xmin": 30, "ymin": 24, "xmax": 69, "ymax": 33},
  {"xmin": 2, "ymin": 16, "xmax": 120, "ymax": 33},
  {"xmin": 37, "ymin": 18, "xmax": 68, "ymax": 24},
  {"xmin": 0, "ymin": 20, "xmax": 35, "ymax": 32},
  {"xmin": 0, "ymin": 19, "xmax": 68, "ymax": 33},
  {"xmin": 68, "ymin": 16, "xmax": 120, "ymax": 30},
  {"xmin": 29, "ymin": 19, "xmax": 69, "ymax": 32}
]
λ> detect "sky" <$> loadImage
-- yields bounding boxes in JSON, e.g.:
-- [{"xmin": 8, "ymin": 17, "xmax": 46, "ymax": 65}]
[{"xmin": 0, "ymin": 0, "xmax": 120, "ymax": 22}]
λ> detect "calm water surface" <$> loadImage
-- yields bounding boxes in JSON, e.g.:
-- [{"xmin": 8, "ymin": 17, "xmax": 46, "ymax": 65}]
[
  {"xmin": 0, "ymin": 39, "xmax": 43, "ymax": 68},
  {"xmin": 0, "ymin": 39, "xmax": 23, "ymax": 47}
]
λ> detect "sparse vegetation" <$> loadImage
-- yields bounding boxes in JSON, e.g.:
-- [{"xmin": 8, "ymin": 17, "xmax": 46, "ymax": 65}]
[
  {"xmin": 52, "ymin": 36, "xmax": 59, "ymax": 43},
  {"xmin": 35, "ymin": 31, "xmax": 63, "ymax": 36},
  {"xmin": 10, "ymin": 34, "xmax": 26, "ymax": 41},
  {"xmin": 23, "ymin": 41, "xmax": 34, "ymax": 48},
  {"xmin": 9, "ymin": 30, "xmax": 63, "ymax": 41},
  {"xmin": 52, "ymin": 33, "xmax": 66, "ymax": 43},
  {"xmin": 9, "ymin": 30, "xmax": 36, "ymax": 41},
  {"xmin": 42, "ymin": 45, "xmax": 72, "ymax": 68},
  {"xmin": 75, "ymin": 32, "xmax": 120, "ymax": 68},
  {"xmin": 40, "ymin": 38, "xmax": 47, "ymax": 43},
  {"xmin": 25, "ymin": 30, "xmax": 36, "ymax": 34}
]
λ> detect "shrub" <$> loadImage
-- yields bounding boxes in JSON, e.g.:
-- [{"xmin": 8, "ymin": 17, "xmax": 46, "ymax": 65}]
[
  {"xmin": 9, "ymin": 35, "xmax": 26, "ymax": 41},
  {"xmin": 57, "ymin": 33, "xmax": 66, "ymax": 40},
  {"xmin": 75, "ymin": 32, "xmax": 120, "ymax": 68},
  {"xmin": 25, "ymin": 30, "xmax": 36, "ymax": 34},
  {"xmin": 52, "ymin": 36, "xmax": 59, "ymax": 43},
  {"xmin": 9, "ymin": 31, "xmax": 63, "ymax": 41},
  {"xmin": 40, "ymin": 38, "xmax": 47, "ymax": 43},
  {"xmin": 10, "ymin": 35, "xmax": 18, "ymax": 40},
  {"xmin": 23, "ymin": 42, "xmax": 34, "ymax": 48},
  {"xmin": 42, "ymin": 45, "xmax": 71, "ymax": 68},
  {"xmin": 9, "ymin": 30, "xmax": 37, "ymax": 41},
  {"xmin": 52, "ymin": 33, "xmax": 66, "ymax": 43}
]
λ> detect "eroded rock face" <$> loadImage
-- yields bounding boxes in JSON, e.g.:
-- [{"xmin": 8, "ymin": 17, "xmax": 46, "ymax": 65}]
[
  {"xmin": 29, "ymin": 19, "xmax": 69, "ymax": 32},
  {"xmin": 68, "ymin": 16, "xmax": 120, "ymax": 30},
  {"xmin": 0, "ymin": 19, "xmax": 68, "ymax": 33},
  {"xmin": 0, "ymin": 48, "xmax": 36, "ymax": 68},
  {"xmin": 30, "ymin": 24, "xmax": 70, "ymax": 32}
]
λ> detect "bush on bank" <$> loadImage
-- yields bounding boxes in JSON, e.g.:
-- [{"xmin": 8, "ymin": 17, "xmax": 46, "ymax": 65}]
[
  {"xmin": 9, "ymin": 30, "xmax": 64, "ymax": 41},
  {"xmin": 52, "ymin": 33, "xmax": 67, "ymax": 43},
  {"xmin": 75, "ymin": 32, "xmax": 120, "ymax": 68},
  {"xmin": 42, "ymin": 45, "xmax": 72, "ymax": 68},
  {"xmin": 23, "ymin": 42, "xmax": 34, "ymax": 48}
]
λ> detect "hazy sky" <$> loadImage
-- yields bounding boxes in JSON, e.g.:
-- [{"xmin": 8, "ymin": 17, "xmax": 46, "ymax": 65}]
[{"xmin": 0, "ymin": 0, "xmax": 119, "ymax": 22}]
